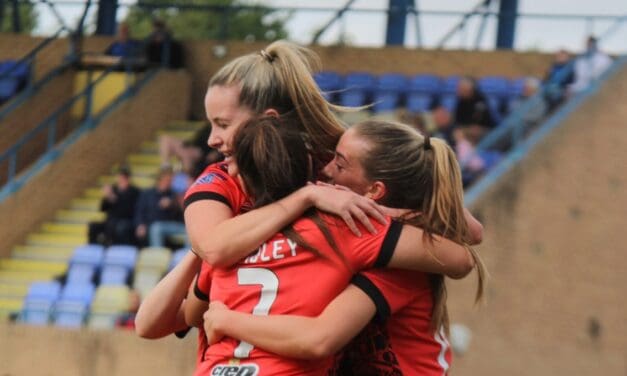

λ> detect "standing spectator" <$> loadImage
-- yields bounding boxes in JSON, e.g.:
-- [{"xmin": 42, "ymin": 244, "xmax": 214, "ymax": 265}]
[
  {"xmin": 88, "ymin": 166, "xmax": 140, "ymax": 246},
  {"xmin": 569, "ymin": 36, "xmax": 612, "ymax": 94},
  {"xmin": 105, "ymin": 23, "xmax": 142, "ymax": 59},
  {"xmin": 134, "ymin": 166, "xmax": 186, "ymax": 248},
  {"xmin": 454, "ymin": 76, "xmax": 495, "ymax": 144},
  {"xmin": 145, "ymin": 19, "xmax": 184, "ymax": 69},
  {"xmin": 543, "ymin": 49, "xmax": 575, "ymax": 108}
]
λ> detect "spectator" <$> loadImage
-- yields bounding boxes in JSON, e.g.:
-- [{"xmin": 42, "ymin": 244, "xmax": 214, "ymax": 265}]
[
  {"xmin": 115, "ymin": 290, "xmax": 141, "ymax": 330},
  {"xmin": 145, "ymin": 19, "xmax": 184, "ymax": 69},
  {"xmin": 543, "ymin": 49, "xmax": 575, "ymax": 108},
  {"xmin": 105, "ymin": 23, "xmax": 142, "ymax": 59},
  {"xmin": 134, "ymin": 166, "xmax": 186, "ymax": 248},
  {"xmin": 569, "ymin": 36, "xmax": 612, "ymax": 94},
  {"xmin": 159, "ymin": 123, "xmax": 223, "ymax": 177},
  {"xmin": 88, "ymin": 166, "xmax": 140, "ymax": 246},
  {"xmin": 510, "ymin": 77, "xmax": 548, "ymax": 129},
  {"xmin": 454, "ymin": 76, "xmax": 495, "ymax": 144}
]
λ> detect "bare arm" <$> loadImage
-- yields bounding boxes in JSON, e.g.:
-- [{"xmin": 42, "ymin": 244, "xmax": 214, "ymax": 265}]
[
  {"xmin": 387, "ymin": 224, "xmax": 475, "ymax": 279},
  {"xmin": 204, "ymin": 285, "xmax": 376, "ymax": 359},
  {"xmin": 186, "ymin": 185, "xmax": 386, "ymax": 267},
  {"xmin": 135, "ymin": 251, "xmax": 200, "ymax": 339},
  {"xmin": 184, "ymin": 279, "xmax": 209, "ymax": 328}
]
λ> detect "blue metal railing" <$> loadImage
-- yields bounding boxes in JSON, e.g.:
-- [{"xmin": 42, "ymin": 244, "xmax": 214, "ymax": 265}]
[
  {"xmin": 0, "ymin": 67, "xmax": 160, "ymax": 200},
  {"xmin": 465, "ymin": 55, "xmax": 627, "ymax": 206}
]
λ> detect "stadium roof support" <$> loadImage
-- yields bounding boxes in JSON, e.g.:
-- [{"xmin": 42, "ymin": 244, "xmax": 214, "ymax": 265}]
[
  {"xmin": 96, "ymin": 0, "xmax": 119, "ymax": 36},
  {"xmin": 496, "ymin": 0, "xmax": 518, "ymax": 49}
]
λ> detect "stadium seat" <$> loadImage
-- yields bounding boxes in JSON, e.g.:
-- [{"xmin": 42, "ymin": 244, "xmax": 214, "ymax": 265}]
[
  {"xmin": 66, "ymin": 264, "xmax": 97, "ymax": 285},
  {"xmin": 340, "ymin": 72, "xmax": 376, "ymax": 108},
  {"xmin": 70, "ymin": 244, "xmax": 105, "ymax": 267},
  {"xmin": 406, "ymin": 74, "xmax": 441, "ymax": 112},
  {"xmin": 89, "ymin": 285, "xmax": 131, "ymax": 329},
  {"xmin": 0, "ymin": 77, "xmax": 20, "ymax": 102},
  {"xmin": 99, "ymin": 265, "xmax": 131, "ymax": 286},
  {"xmin": 168, "ymin": 248, "xmax": 188, "ymax": 271},
  {"xmin": 53, "ymin": 301, "xmax": 89, "ymax": 328},
  {"xmin": 26, "ymin": 281, "xmax": 62, "ymax": 301},
  {"xmin": 314, "ymin": 71, "xmax": 344, "ymax": 102},
  {"xmin": 136, "ymin": 247, "xmax": 171, "ymax": 274},
  {"xmin": 133, "ymin": 269, "xmax": 162, "ymax": 298},
  {"xmin": 103, "ymin": 245, "xmax": 138, "ymax": 270},
  {"xmin": 21, "ymin": 299, "xmax": 54, "ymax": 326},
  {"xmin": 372, "ymin": 73, "xmax": 408, "ymax": 113},
  {"xmin": 60, "ymin": 282, "xmax": 96, "ymax": 305}
]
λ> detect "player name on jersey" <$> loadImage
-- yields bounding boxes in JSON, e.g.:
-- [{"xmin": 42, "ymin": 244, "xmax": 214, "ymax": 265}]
[
  {"xmin": 243, "ymin": 239, "xmax": 298, "ymax": 265},
  {"xmin": 211, "ymin": 363, "xmax": 259, "ymax": 376}
]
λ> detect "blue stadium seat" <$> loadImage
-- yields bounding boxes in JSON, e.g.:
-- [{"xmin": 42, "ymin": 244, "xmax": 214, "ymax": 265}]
[
  {"xmin": 340, "ymin": 72, "xmax": 376, "ymax": 108},
  {"xmin": 477, "ymin": 150, "xmax": 503, "ymax": 170},
  {"xmin": 314, "ymin": 71, "xmax": 344, "ymax": 102},
  {"xmin": 60, "ymin": 282, "xmax": 96, "ymax": 305},
  {"xmin": 407, "ymin": 75, "xmax": 441, "ymax": 112},
  {"xmin": 66, "ymin": 264, "xmax": 97, "ymax": 284},
  {"xmin": 169, "ymin": 248, "xmax": 188, "ymax": 271},
  {"xmin": 439, "ymin": 94, "xmax": 458, "ymax": 113},
  {"xmin": 99, "ymin": 265, "xmax": 131, "ymax": 286},
  {"xmin": 26, "ymin": 281, "xmax": 62, "ymax": 301},
  {"xmin": 21, "ymin": 300, "xmax": 54, "ymax": 326},
  {"xmin": 441, "ymin": 76, "xmax": 461, "ymax": 95},
  {"xmin": 372, "ymin": 73, "xmax": 408, "ymax": 113},
  {"xmin": 478, "ymin": 76, "xmax": 510, "ymax": 123},
  {"xmin": 53, "ymin": 301, "xmax": 89, "ymax": 328},
  {"xmin": 0, "ymin": 77, "xmax": 20, "ymax": 102},
  {"xmin": 70, "ymin": 244, "xmax": 105, "ymax": 267},
  {"xmin": 103, "ymin": 245, "xmax": 138, "ymax": 270}
]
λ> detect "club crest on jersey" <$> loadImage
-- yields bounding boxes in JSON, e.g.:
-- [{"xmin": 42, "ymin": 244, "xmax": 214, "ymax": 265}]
[
  {"xmin": 194, "ymin": 172, "xmax": 226, "ymax": 186},
  {"xmin": 211, "ymin": 363, "xmax": 259, "ymax": 376}
]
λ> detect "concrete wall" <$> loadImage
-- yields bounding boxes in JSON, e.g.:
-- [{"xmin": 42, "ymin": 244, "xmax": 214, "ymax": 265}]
[
  {"xmin": 447, "ymin": 64, "xmax": 627, "ymax": 374},
  {"xmin": 0, "ymin": 323, "xmax": 196, "ymax": 376},
  {"xmin": 0, "ymin": 70, "xmax": 191, "ymax": 256}
]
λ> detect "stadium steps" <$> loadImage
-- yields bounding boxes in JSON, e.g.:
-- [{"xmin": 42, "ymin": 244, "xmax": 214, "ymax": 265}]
[{"xmin": 4, "ymin": 120, "xmax": 203, "ymax": 323}]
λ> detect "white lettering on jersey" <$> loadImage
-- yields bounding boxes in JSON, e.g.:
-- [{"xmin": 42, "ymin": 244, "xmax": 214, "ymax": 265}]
[
  {"xmin": 211, "ymin": 363, "xmax": 259, "ymax": 376},
  {"xmin": 244, "ymin": 238, "xmax": 299, "ymax": 265}
]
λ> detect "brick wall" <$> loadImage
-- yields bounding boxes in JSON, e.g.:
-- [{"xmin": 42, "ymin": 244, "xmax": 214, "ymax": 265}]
[{"xmin": 447, "ymin": 64, "xmax": 627, "ymax": 375}]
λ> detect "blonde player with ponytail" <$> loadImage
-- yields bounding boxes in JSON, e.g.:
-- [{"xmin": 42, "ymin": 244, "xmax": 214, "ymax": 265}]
[{"xmin": 201, "ymin": 120, "xmax": 486, "ymax": 376}]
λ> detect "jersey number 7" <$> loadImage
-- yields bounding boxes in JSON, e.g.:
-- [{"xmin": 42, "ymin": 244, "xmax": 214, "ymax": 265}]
[{"xmin": 233, "ymin": 268, "xmax": 279, "ymax": 358}]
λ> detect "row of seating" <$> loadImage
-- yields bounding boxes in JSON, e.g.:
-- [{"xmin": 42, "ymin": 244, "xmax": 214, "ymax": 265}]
[
  {"xmin": 314, "ymin": 71, "xmax": 529, "ymax": 118},
  {"xmin": 17, "ymin": 246, "xmax": 188, "ymax": 328},
  {"xmin": 0, "ymin": 60, "xmax": 31, "ymax": 104}
]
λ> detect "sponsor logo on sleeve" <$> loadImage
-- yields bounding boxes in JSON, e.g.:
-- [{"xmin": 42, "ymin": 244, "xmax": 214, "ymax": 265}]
[{"xmin": 194, "ymin": 172, "xmax": 226, "ymax": 186}]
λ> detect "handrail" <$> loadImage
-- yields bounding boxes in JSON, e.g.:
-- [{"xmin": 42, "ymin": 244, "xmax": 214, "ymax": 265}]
[
  {"xmin": 465, "ymin": 55, "xmax": 627, "ymax": 206},
  {"xmin": 0, "ymin": 67, "xmax": 161, "ymax": 202}
]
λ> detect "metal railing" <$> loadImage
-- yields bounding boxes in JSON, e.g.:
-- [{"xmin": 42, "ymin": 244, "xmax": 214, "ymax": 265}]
[{"xmin": 0, "ymin": 66, "xmax": 160, "ymax": 200}]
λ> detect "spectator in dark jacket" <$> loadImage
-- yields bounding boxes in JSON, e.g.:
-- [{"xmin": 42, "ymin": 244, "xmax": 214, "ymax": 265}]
[
  {"xmin": 88, "ymin": 166, "xmax": 140, "ymax": 246},
  {"xmin": 454, "ymin": 76, "xmax": 495, "ymax": 144},
  {"xmin": 134, "ymin": 166, "xmax": 186, "ymax": 248}
]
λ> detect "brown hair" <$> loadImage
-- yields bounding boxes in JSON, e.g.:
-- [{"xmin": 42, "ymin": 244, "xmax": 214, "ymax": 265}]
[
  {"xmin": 232, "ymin": 116, "xmax": 349, "ymax": 271},
  {"xmin": 352, "ymin": 120, "xmax": 487, "ymax": 332},
  {"xmin": 209, "ymin": 40, "xmax": 347, "ymax": 170}
]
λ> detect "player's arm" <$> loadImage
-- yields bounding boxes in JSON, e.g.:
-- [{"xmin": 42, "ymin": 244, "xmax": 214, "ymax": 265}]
[
  {"xmin": 464, "ymin": 208, "xmax": 483, "ymax": 245},
  {"xmin": 186, "ymin": 185, "xmax": 386, "ymax": 268},
  {"xmin": 204, "ymin": 285, "xmax": 376, "ymax": 359},
  {"xmin": 386, "ymin": 223, "xmax": 475, "ymax": 279},
  {"xmin": 135, "ymin": 251, "xmax": 200, "ymax": 339},
  {"xmin": 184, "ymin": 276, "xmax": 210, "ymax": 328}
]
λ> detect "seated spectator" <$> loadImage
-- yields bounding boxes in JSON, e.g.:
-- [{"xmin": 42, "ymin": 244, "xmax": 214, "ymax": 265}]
[
  {"xmin": 115, "ymin": 290, "xmax": 141, "ymax": 330},
  {"xmin": 134, "ymin": 166, "xmax": 187, "ymax": 248},
  {"xmin": 105, "ymin": 23, "xmax": 142, "ymax": 60},
  {"xmin": 543, "ymin": 49, "xmax": 575, "ymax": 109},
  {"xmin": 88, "ymin": 166, "xmax": 140, "ymax": 246},
  {"xmin": 454, "ymin": 77, "xmax": 495, "ymax": 144},
  {"xmin": 569, "ymin": 36, "xmax": 612, "ymax": 94},
  {"xmin": 145, "ymin": 19, "xmax": 184, "ymax": 69},
  {"xmin": 509, "ymin": 77, "xmax": 548, "ymax": 129},
  {"xmin": 453, "ymin": 128, "xmax": 486, "ymax": 186},
  {"xmin": 159, "ymin": 123, "xmax": 223, "ymax": 178}
]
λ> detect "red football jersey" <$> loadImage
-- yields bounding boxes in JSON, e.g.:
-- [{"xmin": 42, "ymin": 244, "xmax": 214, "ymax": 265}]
[
  {"xmin": 345, "ymin": 269, "xmax": 452, "ymax": 376},
  {"xmin": 194, "ymin": 262, "xmax": 214, "ymax": 367},
  {"xmin": 184, "ymin": 162, "xmax": 251, "ymax": 214},
  {"xmin": 195, "ymin": 214, "xmax": 403, "ymax": 376}
]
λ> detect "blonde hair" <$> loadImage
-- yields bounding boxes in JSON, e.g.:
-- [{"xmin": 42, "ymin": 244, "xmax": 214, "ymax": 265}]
[
  {"xmin": 353, "ymin": 120, "xmax": 487, "ymax": 332},
  {"xmin": 209, "ymin": 40, "xmax": 347, "ymax": 168}
]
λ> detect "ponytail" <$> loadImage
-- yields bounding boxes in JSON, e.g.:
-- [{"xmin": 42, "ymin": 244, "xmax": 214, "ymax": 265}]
[{"xmin": 209, "ymin": 40, "xmax": 347, "ymax": 170}]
